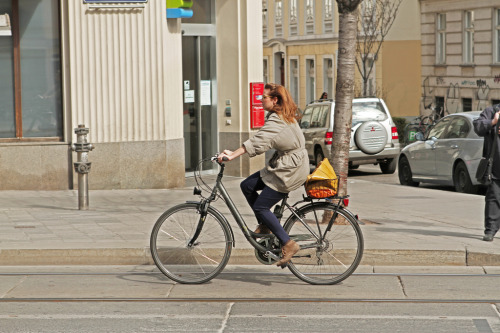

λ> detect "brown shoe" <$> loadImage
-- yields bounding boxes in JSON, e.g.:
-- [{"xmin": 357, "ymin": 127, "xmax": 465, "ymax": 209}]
[
  {"xmin": 276, "ymin": 240, "xmax": 300, "ymax": 268},
  {"xmin": 254, "ymin": 224, "xmax": 271, "ymax": 234}
]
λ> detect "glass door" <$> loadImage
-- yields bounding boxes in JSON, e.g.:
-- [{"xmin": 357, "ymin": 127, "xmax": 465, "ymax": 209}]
[
  {"xmin": 181, "ymin": 0, "xmax": 216, "ymax": 174},
  {"xmin": 182, "ymin": 35, "xmax": 217, "ymax": 173}
]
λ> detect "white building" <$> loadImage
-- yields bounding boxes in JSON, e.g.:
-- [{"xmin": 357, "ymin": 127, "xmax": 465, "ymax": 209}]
[{"xmin": 0, "ymin": 0, "xmax": 264, "ymax": 190}]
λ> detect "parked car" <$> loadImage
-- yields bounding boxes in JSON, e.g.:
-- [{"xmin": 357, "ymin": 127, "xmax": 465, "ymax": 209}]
[
  {"xmin": 398, "ymin": 111, "xmax": 483, "ymax": 194},
  {"xmin": 300, "ymin": 98, "xmax": 401, "ymax": 174}
]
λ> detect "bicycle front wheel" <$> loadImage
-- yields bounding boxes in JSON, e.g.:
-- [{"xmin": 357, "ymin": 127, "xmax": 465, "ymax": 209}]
[
  {"xmin": 284, "ymin": 202, "xmax": 364, "ymax": 285},
  {"xmin": 150, "ymin": 203, "xmax": 232, "ymax": 284}
]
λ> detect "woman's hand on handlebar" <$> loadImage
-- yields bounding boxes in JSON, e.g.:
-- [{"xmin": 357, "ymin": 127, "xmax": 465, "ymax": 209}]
[
  {"xmin": 217, "ymin": 146, "xmax": 247, "ymax": 163},
  {"xmin": 217, "ymin": 150, "xmax": 232, "ymax": 163}
]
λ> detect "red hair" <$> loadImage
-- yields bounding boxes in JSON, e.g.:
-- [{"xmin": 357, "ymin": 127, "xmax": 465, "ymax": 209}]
[{"xmin": 265, "ymin": 83, "xmax": 300, "ymax": 123}]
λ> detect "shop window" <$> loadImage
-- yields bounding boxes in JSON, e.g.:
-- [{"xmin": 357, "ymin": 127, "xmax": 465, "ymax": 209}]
[{"xmin": 0, "ymin": 0, "xmax": 62, "ymax": 140}]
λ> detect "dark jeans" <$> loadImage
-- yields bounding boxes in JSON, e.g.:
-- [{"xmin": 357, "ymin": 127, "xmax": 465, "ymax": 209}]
[
  {"xmin": 485, "ymin": 179, "xmax": 500, "ymax": 235},
  {"xmin": 240, "ymin": 171, "xmax": 290, "ymax": 244}
]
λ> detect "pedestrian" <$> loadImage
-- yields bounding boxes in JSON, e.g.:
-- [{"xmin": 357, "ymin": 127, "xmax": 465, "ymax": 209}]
[
  {"xmin": 320, "ymin": 92, "xmax": 328, "ymax": 100},
  {"xmin": 473, "ymin": 104, "xmax": 500, "ymax": 242},
  {"xmin": 218, "ymin": 83, "xmax": 310, "ymax": 267}
]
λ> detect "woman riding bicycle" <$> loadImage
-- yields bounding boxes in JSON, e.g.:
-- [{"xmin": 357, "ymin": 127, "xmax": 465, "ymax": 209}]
[{"xmin": 218, "ymin": 83, "xmax": 309, "ymax": 267}]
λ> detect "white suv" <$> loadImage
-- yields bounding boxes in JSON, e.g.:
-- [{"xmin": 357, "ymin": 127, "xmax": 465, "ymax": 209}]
[{"xmin": 300, "ymin": 98, "xmax": 401, "ymax": 174}]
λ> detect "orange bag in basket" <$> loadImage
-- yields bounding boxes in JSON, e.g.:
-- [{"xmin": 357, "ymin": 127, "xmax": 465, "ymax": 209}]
[{"xmin": 304, "ymin": 158, "xmax": 338, "ymax": 198}]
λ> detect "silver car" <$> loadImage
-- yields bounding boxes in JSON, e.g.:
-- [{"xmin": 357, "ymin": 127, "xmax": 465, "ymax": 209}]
[
  {"xmin": 300, "ymin": 98, "xmax": 401, "ymax": 174},
  {"xmin": 398, "ymin": 111, "xmax": 483, "ymax": 194}
]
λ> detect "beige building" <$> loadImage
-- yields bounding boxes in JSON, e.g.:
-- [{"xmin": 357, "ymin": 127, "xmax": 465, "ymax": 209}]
[
  {"xmin": 262, "ymin": 0, "xmax": 421, "ymax": 118},
  {"xmin": 420, "ymin": 0, "xmax": 500, "ymax": 115},
  {"xmin": 0, "ymin": 0, "xmax": 264, "ymax": 190}
]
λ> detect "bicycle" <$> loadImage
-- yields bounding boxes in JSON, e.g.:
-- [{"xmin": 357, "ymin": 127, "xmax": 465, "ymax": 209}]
[
  {"xmin": 403, "ymin": 106, "xmax": 446, "ymax": 146},
  {"xmin": 150, "ymin": 154, "xmax": 364, "ymax": 285}
]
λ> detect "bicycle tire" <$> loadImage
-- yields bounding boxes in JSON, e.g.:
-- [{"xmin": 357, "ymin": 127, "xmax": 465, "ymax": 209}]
[
  {"xmin": 150, "ymin": 203, "xmax": 233, "ymax": 284},
  {"xmin": 283, "ymin": 202, "xmax": 364, "ymax": 285}
]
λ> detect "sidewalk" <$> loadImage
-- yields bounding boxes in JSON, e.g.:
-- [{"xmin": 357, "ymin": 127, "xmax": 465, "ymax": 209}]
[{"xmin": 0, "ymin": 176, "xmax": 499, "ymax": 266}]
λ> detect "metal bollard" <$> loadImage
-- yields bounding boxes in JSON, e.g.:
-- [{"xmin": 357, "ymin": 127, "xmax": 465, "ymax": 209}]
[{"xmin": 71, "ymin": 124, "xmax": 95, "ymax": 210}]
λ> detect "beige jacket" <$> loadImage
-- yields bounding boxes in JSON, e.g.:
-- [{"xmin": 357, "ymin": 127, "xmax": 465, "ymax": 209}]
[{"xmin": 243, "ymin": 112, "xmax": 309, "ymax": 193}]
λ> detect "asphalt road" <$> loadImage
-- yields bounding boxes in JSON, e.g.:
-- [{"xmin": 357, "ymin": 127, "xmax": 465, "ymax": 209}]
[
  {"xmin": 0, "ymin": 265, "xmax": 499, "ymax": 332},
  {"xmin": 348, "ymin": 164, "xmax": 487, "ymax": 196}
]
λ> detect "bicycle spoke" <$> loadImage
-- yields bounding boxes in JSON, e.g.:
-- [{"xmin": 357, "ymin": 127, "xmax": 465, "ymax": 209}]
[
  {"xmin": 284, "ymin": 202, "xmax": 363, "ymax": 285},
  {"xmin": 150, "ymin": 204, "xmax": 232, "ymax": 284}
]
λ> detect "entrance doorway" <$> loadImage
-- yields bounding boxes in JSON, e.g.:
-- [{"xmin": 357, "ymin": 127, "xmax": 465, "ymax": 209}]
[{"xmin": 181, "ymin": 1, "xmax": 216, "ymax": 174}]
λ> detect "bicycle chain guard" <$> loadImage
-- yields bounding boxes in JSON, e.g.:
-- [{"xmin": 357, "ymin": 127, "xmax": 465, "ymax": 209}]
[{"xmin": 254, "ymin": 238, "xmax": 280, "ymax": 265}]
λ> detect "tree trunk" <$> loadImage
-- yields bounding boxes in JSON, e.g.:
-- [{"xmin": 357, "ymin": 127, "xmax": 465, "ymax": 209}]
[{"xmin": 332, "ymin": 1, "xmax": 361, "ymax": 197}]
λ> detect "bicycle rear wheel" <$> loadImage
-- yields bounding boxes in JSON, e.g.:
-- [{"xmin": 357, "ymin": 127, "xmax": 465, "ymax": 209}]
[
  {"xmin": 150, "ymin": 203, "xmax": 232, "ymax": 284},
  {"xmin": 284, "ymin": 202, "xmax": 363, "ymax": 285}
]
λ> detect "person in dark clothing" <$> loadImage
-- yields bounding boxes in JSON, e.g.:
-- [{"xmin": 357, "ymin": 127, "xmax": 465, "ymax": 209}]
[{"xmin": 473, "ymin": 104, "xmax": 500, "ymax": 241}]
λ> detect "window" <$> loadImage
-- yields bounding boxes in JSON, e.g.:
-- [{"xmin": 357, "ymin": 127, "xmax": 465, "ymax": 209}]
[
  {"xmin": 0, "ymin": 0, "xmax": 62, "ymax": 140},
  {"xmin": 361, "ymin": 0, "xmax": 376, "ymax": 35},
  {"xmin": 323, "ymin": 57, "xmax": 334, "ymax": 99},
  {"xmin": 305, "ymin": 0, "xmax": 314, "ymax": 34},
  {"xmin": 428, "ymin": 117, "xmax": 451, "ymax": 139},
  {"xmin": 323, "ymin": 0, "xmax": 333, "ymax": 33},
  {"xmin": 289, "ymin": 0, "xmax": 298, "ymax": 36},
  {"xmin": 463, "ymin": 10, "xmax": 474, "ymax": 64},
  {"xmin": 362, "ymin": 56, "xmax": 376, "ymax": 96},
  {"xmin": 444, "ymin": 117, "xmax": 469, "ymax": 139},
  {"xmin": 263, "ymin": 58, "xmax": 269, "ymax": 84},
  {"xmin": 275, "ymin": 0, "xmax": 282, "ymax": 37},
  {"xmin": 462, "ymin": 98, "xmax": 472, "ymax": 112},
  {"xmin": 306, "ymin": 58, "xmax": 315, "ymax": 103},
  {"xmin": 436, "ymin": 13, "xmax": 446, "ymax": 64},
  {"xmin": 300, "ymin": 105, "xmax": 329, "ymax": 129},
  {"xmin": 435, "ymin": 96, "xmax": 445, "ymax": 117},
  {"xmin": 289, "ymin": 58, "xmax": 299, "ymax": 103},
  {"xmin": 492, "ymin": 99, "xmax": 500, "ymax": 105},
  {"xmin": 495, "ymin": 9, "xmax": 500, "ymax": 63},
  {"xmin": 262, "ymin": 0, "xmax": 268, "ymax": 39},
  {"xmin": 300, "ymin": 106, "xmax": 314, "ymax": 129}
]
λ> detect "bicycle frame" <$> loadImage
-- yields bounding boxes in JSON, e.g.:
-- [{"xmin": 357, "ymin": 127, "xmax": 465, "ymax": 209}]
[{"xmin": 188, "ymin": 160, "xmax": 347, "ymax": 261}]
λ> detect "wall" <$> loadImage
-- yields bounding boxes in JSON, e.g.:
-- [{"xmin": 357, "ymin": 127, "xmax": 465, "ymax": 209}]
[{"xmin": 65, "ymin": 1, "xmax": 185, "ymax": 189}]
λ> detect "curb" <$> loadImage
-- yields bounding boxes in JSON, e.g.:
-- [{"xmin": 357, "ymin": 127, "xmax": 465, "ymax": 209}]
[{"xmin": 1, "ymin": 248, "xmax": 499, "ymax": 266}]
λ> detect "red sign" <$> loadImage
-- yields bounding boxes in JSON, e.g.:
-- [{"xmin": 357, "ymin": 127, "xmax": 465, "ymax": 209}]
[
  {"xmin": 251, "ymin": 106, "xmax": 265, "ymax": 128},
  {"xmin": 250, "ymin": 82, "xmax": 265, "ymax": 128}
]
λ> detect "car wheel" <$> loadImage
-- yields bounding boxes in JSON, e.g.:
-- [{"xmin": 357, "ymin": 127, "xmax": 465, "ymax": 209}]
[
  {"xmin": 314, "ymin": 149, "xmax": 325, "ymax": 167},
  {"xmin": 453, "ymin": 162, "xmax": 479, "ymax": 194},
  {"xmin": 354, "ymin": 121, "xmax": 388, "ymax": 155},
  {"xmin": 398, "ymin": 155, "xmax": 419, "ymax": 187},
  {"xmin": 380, "ymin": 158, "xmax": 397, "ymax": 174}
]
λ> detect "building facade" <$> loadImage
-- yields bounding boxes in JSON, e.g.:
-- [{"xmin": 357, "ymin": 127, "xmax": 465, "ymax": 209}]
[
  {"xmin": 0, "ymin": 0, "xmax": 264, "ymax": 190},
  {"xmin": 262, "ymin": 0, "xmax": 421, "ymax": 118},
  {"xmin": 420, "ymin": 0, "xmax": 500, "ymax": 115}
]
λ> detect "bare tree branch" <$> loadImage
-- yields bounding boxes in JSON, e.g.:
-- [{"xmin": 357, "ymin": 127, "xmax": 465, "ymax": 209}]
[{"xmin": 355, "ymin": 0, "xmax": 403, "ymax": 97}]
